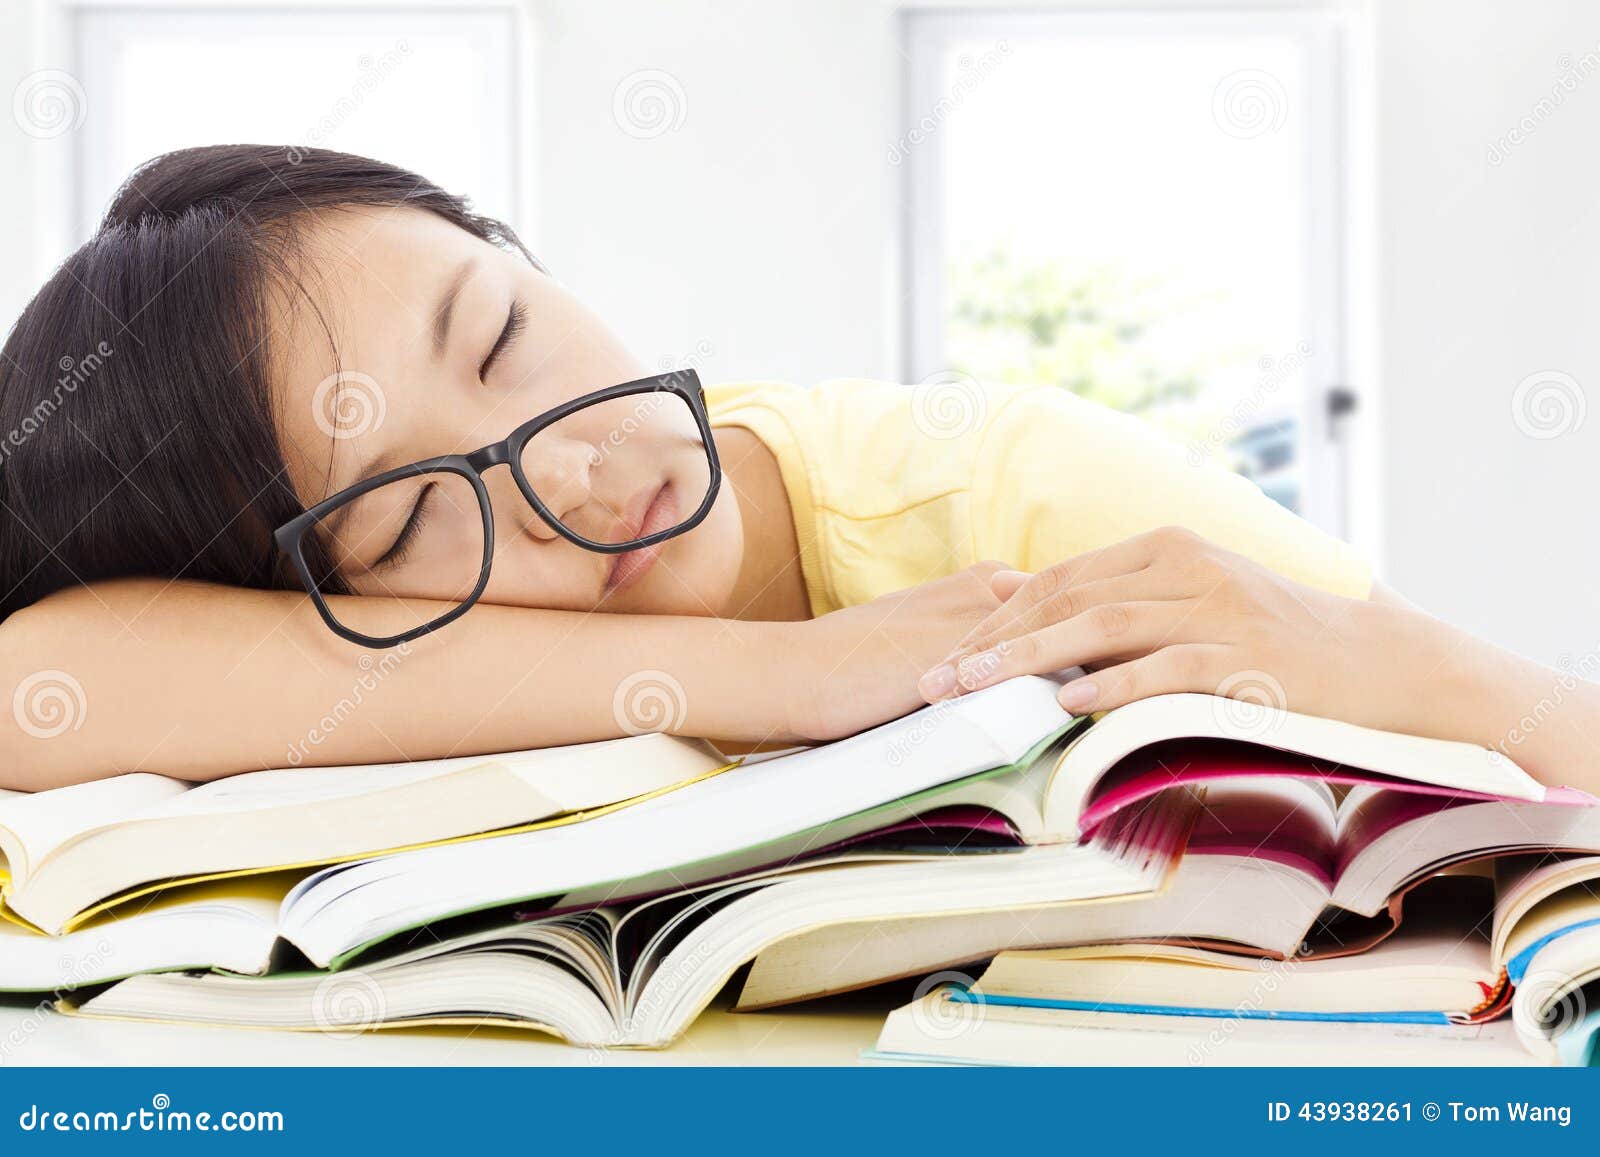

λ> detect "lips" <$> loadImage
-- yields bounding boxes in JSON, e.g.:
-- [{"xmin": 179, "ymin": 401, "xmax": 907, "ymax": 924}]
[{"xmin": 604, "ymin": 482, "xmax": 678, "ymax": 594}]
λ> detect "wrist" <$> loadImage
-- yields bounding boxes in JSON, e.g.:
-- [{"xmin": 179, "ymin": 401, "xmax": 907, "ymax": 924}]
[
  {"xmin": 1345, "ymin": 598, "xmax": 1523, "ymax": 750},
  {"xmin": 773, "ymin": 616, "xmax": 837, "ymax": 743},
  {"xmin": 697, "ymin": 617, "xmax": 816, "ymax": 744}
]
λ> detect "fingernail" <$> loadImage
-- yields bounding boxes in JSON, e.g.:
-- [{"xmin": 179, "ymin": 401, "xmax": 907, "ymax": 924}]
[
  {"xmin": 1057, "ymin": 681, "xmax": 1099, "ymax": 713},
  {"xmin": 918, "ymin": 664, "xmax": 957, "ymax": 700},
  {"xmin": 990, "ymin": 570, "xmax": 1031, "ymax": 597}
]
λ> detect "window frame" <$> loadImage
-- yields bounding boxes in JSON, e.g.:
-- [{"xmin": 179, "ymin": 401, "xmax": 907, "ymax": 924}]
[
  {"xmin": 898, "ymin": 5, "xmax": 1356, "ymax": 535},
  {"xmin": 28, "ymin": 0, "xmax": 537, "ymax": 279}
]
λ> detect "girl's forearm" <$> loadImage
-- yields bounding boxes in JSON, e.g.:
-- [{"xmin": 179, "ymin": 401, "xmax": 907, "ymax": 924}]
[
  {"xmin": 0, "ymin": 579, "xmax": 802, "ymax": 789},
  {"xmin": 1349, "ymin": 599, "xmax": 1600, "ymax": 794}
]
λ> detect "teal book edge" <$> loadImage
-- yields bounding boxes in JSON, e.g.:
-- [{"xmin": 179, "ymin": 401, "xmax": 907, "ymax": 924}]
[{"xmin": 946, "ymin": 989, "xmax": 1453, "ymax": 1026}]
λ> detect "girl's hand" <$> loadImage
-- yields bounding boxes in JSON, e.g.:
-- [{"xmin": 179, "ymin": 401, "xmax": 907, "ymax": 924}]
[
  {"xmin": 787, "ymin": 562, "xmax": 1011, "ymax": 742},
  {"xmin": 916, "ymin": 526, "xmax": 1373, "ymax": 721}
]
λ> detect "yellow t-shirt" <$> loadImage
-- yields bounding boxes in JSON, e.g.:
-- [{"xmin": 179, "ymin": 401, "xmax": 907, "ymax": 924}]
[{"xmin": 707, "ymin": 379, "xmax": 1370, "ymax": 617}]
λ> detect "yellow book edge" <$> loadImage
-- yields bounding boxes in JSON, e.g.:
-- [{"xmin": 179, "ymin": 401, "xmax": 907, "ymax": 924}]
[
  {"xmin": 56, "ymin": 797, "xmax": 1197, "ymax": 1045},
  {"xmin": 0, "ymin": 760, "xmax": 739, "ymax": 936}
]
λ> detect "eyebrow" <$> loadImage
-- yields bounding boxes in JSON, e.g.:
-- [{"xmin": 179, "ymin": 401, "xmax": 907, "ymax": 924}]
[
  {"xmin": 431, "ymin": 257, "xmax": 477, "ymax": 361},
  {"xmin": 312, "ymin": 258, "xmax": 476, "ymax": 516},
  {"xmin": 310, "ymin": 258, "xmax": 482, "ymax": 541}
]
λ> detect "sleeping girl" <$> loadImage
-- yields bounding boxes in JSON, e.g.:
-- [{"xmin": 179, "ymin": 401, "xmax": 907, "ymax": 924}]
[{"xmin": 0, "ymin": 146, "xmax": 1591, "ymax": 795}]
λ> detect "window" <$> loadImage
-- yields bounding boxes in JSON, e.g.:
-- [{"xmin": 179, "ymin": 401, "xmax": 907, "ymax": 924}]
[
  {"xmin": 65, "ymin": 4, "xmax": 528, "ymax": 244},
  {"xmin": 902, "ymin": 9, "xmax": 1349, "ymax": 530}
]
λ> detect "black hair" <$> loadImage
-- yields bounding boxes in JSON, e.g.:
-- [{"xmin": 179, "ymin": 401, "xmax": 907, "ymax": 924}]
[{"xmin": 0, "ymin": 144, "xmax": 533, "ymax": 619}]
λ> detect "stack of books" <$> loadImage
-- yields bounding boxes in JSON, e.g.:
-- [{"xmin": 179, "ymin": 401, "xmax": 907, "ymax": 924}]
[{"xmin": 3, "ymin": 676, "xmax": 1598, "ymax": 1065}]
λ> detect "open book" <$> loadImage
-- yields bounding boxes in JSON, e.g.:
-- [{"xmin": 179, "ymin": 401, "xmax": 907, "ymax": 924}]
[
  {"xmin": 870, "ymin": 993, "xmax": 1543, "ymax": 1067},
  {"xmin": 69, "ymin": 795, "xmax": 1190, "ymax": 1048},
  {"xmin": 1497, "ymin": 855, "xmax": 1600, "ymax": 1063},
  {"xmin": 736, "ymin": 754, "xmax": 1596, "ymax": 1009},
  {"xmin": 22, "ymin": 678, "xmax": 1081, "ymax": 993},
  {"xmin": 0, "ymin": 734, "xmax": 726, "ymax": 934},
  {"xmin": 1044, "ymin": 693, "xmax": 1547, "ymax": 837},
  {"xmin": 964, "ymin": 875, "xmax": 1508, "ymax": 1024},
  {"xmin": 891, "ymin": 853, "xmax": 1600, "ymax": 1065},
  {"xmin": 258, "ymin": 677, "xmax": 1085, "ymax": 968},
  {"xmin": 234, "ymin": 682, "xmax": 1567, "ymax": 970},
  {"xmin": 0, "ymin": 879, "xmax": 287, "ymax": 993}
]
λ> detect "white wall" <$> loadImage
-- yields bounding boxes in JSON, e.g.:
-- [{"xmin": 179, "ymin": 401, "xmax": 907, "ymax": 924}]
[
  {"xmin": 532, "ymin": 0, "xmax": 901, "ymax": 385},
  {"xmin": 1374, "ymin": 1, "xmax": 1600, "ymax": 664},
  {"xmin": 0, "ymin": 4, "xmax": 40, "ymax": 330}
]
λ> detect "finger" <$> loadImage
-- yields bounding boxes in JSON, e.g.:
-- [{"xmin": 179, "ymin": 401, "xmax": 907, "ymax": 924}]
[
  {"xmin": 946, "ymin": 537, "xmax": 1161, "ymax": 658},
  {"xmin": 919, "ymin": 600, "xmax": 1192, "ymax": 700},
  {"xmin": 990, "ymin": 569, "xmax": 1030, "ymax": 601},
  {"xmin": 950, "ymin": 569, "xmax": 1185, "ymax": 667},
  {"xmin": 1056, "ymin": 644, "xmax": 1228, "ymax": 714}
]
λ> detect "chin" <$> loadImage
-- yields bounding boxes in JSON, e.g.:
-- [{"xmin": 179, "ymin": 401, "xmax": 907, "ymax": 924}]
[
  {"xmin": 621, "ymin": 516, "xmax": 744, "ymax": 616},
  {"xmin": 644, "ymin": 549, "xmax": 741, "ymax": 616}
]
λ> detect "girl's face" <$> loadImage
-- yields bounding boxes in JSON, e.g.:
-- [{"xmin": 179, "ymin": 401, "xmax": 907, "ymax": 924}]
[{"xmin": 270, "ymin": 206, "xmax": 745, "ymax": 618}]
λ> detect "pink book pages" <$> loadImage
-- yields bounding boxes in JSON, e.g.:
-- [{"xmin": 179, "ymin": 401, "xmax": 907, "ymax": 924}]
[
  {"xmin": 1332, "ymin": 784, "xmax": 1597, "ymax": 878},
  {"xmin": 1181, "ymin": 785, "xmax": 1339, "ymax": 887},
  {"xmin": 1075, "ymin": 739, "xmax": 1594, "ymax": 838},
  {"xmin": 1185, "ymin": 834, "xmax": 1337, "ymax": 889}
]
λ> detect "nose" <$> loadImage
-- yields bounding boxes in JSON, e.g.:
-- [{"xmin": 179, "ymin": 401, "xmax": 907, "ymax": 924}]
[{"xmin": 508, "ymin": 435, "xmax": 599, "ymax": 539}]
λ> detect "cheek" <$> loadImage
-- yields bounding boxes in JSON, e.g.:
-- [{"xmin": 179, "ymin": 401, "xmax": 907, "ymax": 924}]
[
  {"xmin": 476, "ymin": 539, "xmax": 603, "ymax": 613},
  {"xmin": 637, "ymin": 489, "xmax": 745, "ymax": 614}
]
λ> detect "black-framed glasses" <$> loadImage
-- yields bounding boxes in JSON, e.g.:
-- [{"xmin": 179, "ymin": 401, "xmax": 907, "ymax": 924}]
[{"xmin": 274, "ymin": 370, "xmax": 722, "ymax": 648}]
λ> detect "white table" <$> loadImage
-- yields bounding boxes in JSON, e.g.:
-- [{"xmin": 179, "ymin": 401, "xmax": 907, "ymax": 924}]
[
  {"xmin": 0, "ymin": 993, "xmax": 885, "ymax": 1067},
  {"xmin": 0, "ymin": 991, "xmax": 1546, "ymax": 1067}
]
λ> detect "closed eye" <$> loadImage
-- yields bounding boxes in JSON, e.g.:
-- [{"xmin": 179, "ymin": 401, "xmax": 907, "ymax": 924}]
[
  {"xmin": 372, "ymin": 481, "xmax": 437, "ymax": 571},
  {"xmin": 479, "ymin": 299, "xmax": 527, "ymax": 381}
]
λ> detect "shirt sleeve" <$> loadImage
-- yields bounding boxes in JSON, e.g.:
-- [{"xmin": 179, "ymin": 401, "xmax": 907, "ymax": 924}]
[{"xmin": 969, "ymin": 386, "xmax": 1372, "ymax": 600}]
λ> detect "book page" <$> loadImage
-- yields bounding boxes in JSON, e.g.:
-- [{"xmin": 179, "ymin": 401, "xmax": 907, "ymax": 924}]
[
  {"xmin": 126, "ymin": 734, "xmax": 721, "ymax": 821},
  {"xmin": 1048, "ymin": 693, "xmax": 1548, "ymax": 838},
  {"xmin": 1493, "ymin": 855, "xmax": 1600, "ymax": 970},
  {"xmin": 0, "ymin": 773, "xmax": 189, "ymax": 883},
  {"xmin": 132, "ymin": 755, "xmax": 493, "ymax": 818}
]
